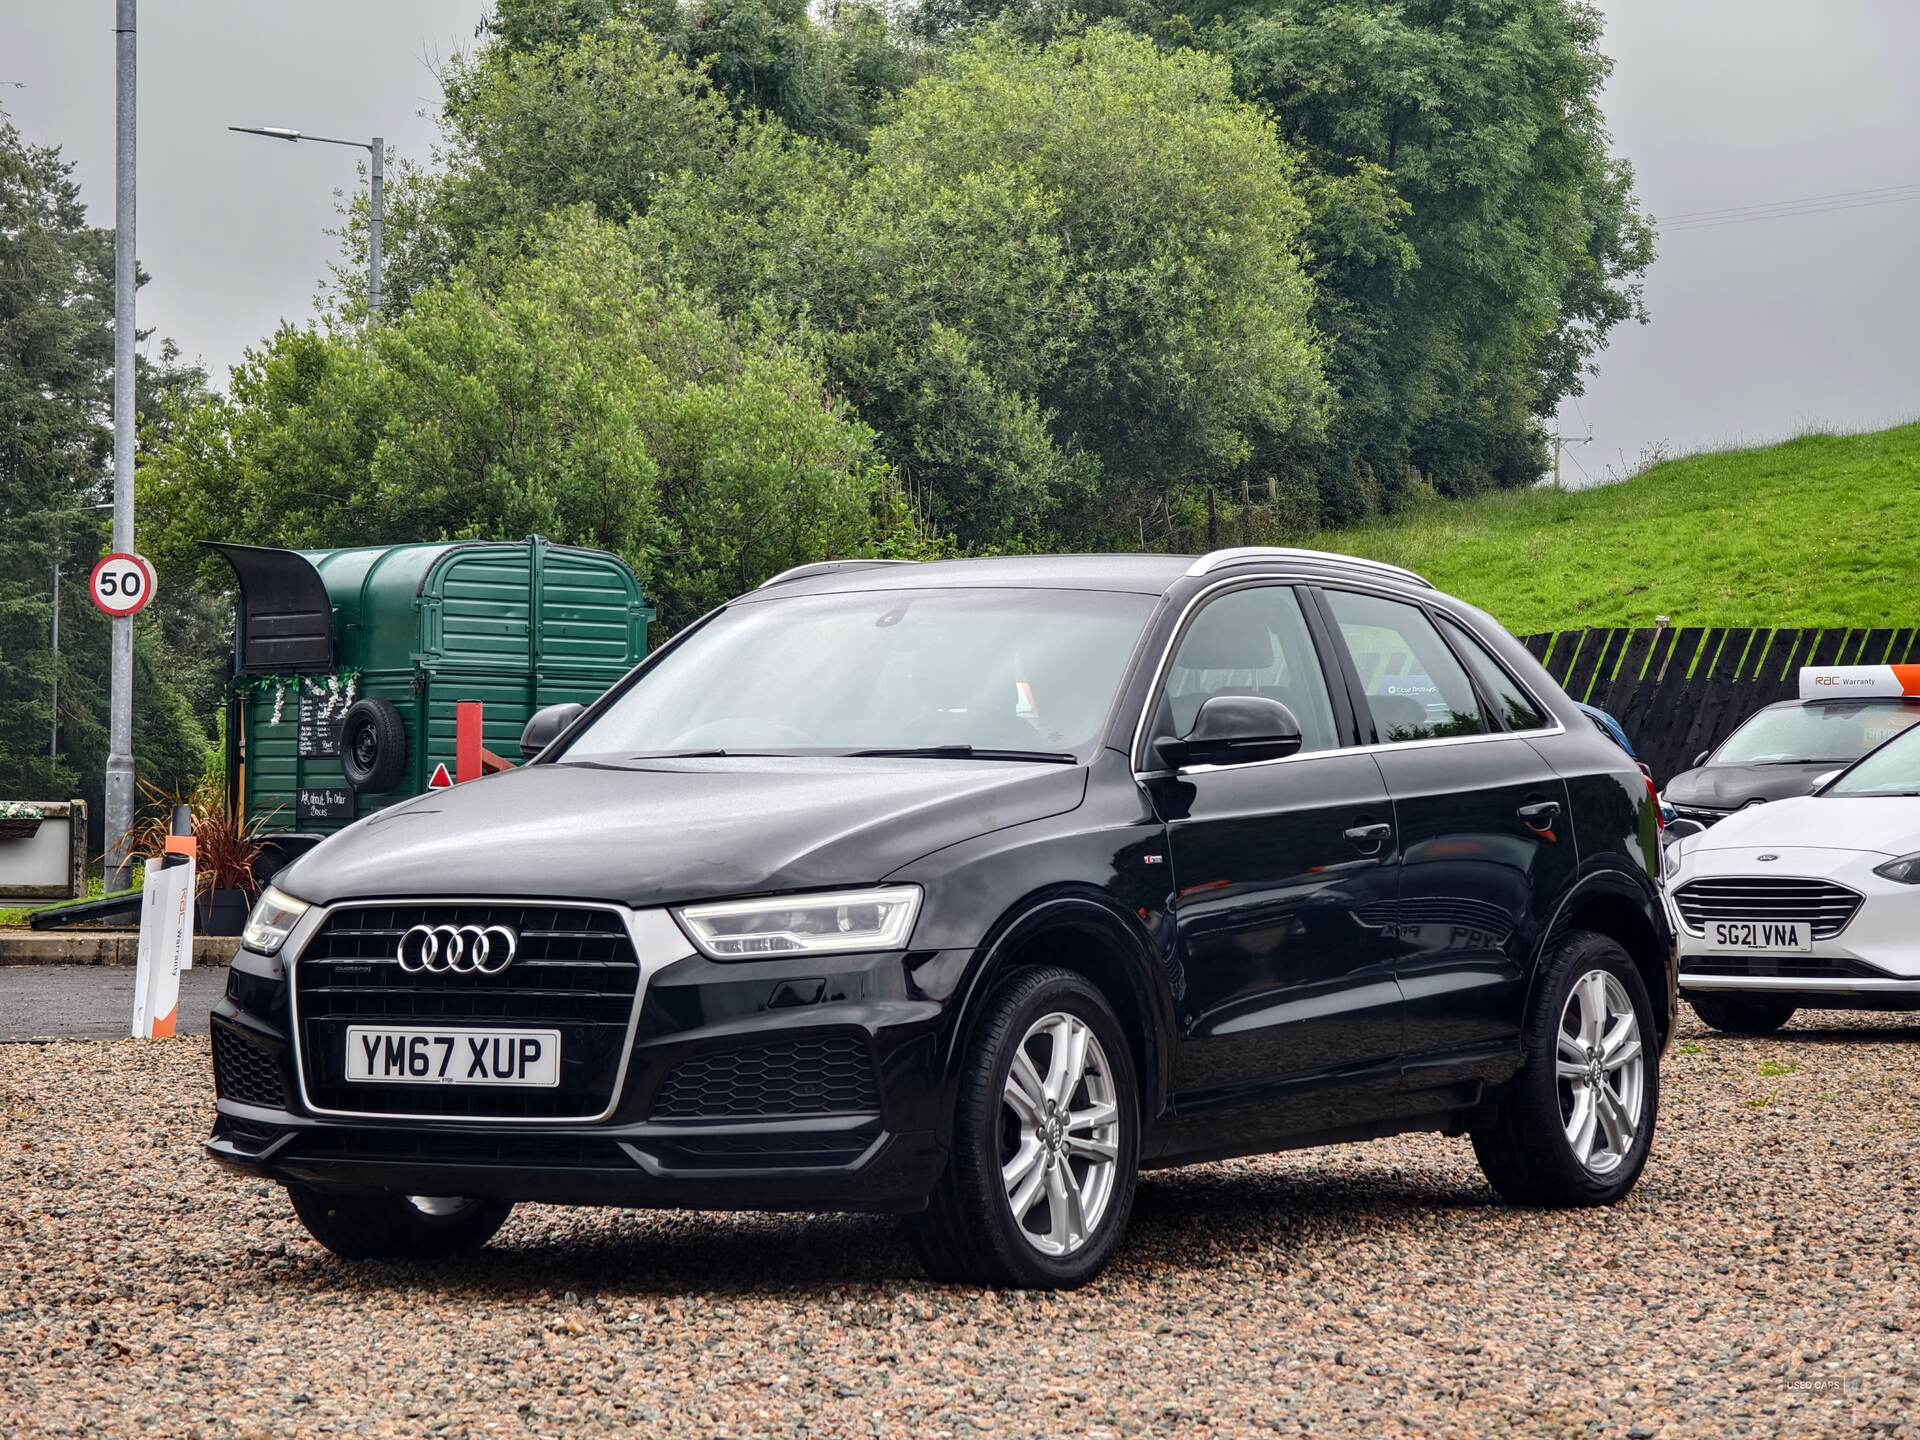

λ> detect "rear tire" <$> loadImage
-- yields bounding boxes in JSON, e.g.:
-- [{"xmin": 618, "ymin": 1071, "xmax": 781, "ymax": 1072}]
[
  {"xmin": 1687, "ymin": 993, "xmax": 1797, "ymax": 1035},
  {"xmin": 903, "ymin": 966, "xmax": 1139, "ymax": 1289},
  {"xmin": 287, "ymin": 1185, "xmax": 512, "ymax": 1261},
  {"xmin": 1472, "ymin": 930, "xmax": 1658, "ymax": 1207}
]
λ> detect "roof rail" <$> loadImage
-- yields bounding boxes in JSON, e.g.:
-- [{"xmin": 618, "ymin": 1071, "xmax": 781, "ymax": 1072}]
[
  {"xmin": 1185, "ymin": 546, "xmax": 1434, "ymax": 590},
  {"xmin": 756, "ymin": 558, "xmax": 918, "ymax": 591}
]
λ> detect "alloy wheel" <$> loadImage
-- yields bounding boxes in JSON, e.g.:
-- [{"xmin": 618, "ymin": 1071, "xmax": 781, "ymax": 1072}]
[
  {"xmin": 1555, "ymin": 970, "xmax": 1645, "ymax": 1175},
  {"xmin": 999, "ymin": 1011, "xmax": 1121, "ymax": 1257}
]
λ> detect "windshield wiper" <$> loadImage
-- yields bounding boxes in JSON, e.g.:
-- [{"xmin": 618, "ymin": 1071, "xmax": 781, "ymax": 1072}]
[{"xmin": 848, "ymin": 744, "xmax": 1078, "ymax": 764}]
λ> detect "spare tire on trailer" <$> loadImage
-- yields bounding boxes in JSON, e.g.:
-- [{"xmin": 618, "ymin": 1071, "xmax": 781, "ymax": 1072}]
[{"xmin": 340, "ymin": 698, "xmax": 409, "ymax": 794}]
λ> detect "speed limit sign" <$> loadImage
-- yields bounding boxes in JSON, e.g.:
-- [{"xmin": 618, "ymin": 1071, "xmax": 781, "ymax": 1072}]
[{"xmin": 89, "ymin": 552, "xmax": 157, "ymax": 618}]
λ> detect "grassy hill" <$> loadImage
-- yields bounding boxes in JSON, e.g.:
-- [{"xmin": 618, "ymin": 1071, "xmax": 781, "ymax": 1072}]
[{"xmin": 1305, "ymin": 423, "xmax": 1920, "ymax": 636}]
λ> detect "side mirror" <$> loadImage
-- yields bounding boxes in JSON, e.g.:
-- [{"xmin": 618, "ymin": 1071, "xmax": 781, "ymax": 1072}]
[
  {"xmin": 1693, "ymin": 750, "xmax": 1710, "ymax": 769},
  {"xmin": 521, "ymin": 702, "xmax": 585, "ymax": 761},
  {"xmin": 1809, "ymin": 769, "xmax": 1841, "ymax": 794},
  {"xmin": 1155, "ymin": 695, "xmax": 1303, "ymax": 771}
]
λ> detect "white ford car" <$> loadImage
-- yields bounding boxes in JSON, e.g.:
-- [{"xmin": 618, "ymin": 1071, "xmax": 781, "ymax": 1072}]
[{"xmin": 1667, "ymin": 716, "xmax": 1920, "ymax": 1033}]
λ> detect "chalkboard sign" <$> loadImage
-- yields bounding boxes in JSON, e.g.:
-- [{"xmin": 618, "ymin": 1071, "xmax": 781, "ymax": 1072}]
[
  {"xmin": 297, "ymin": 694, "xmax": 346, "ymax": 758},
  {"xmin": 297, "ymin": 788, "xmax": 354, "ymax": 822}
]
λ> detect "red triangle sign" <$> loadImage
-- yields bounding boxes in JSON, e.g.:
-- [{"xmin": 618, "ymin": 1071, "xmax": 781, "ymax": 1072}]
[{"xmin": 427, "ymin": 762, "xmax": 454, "ymax": 790}]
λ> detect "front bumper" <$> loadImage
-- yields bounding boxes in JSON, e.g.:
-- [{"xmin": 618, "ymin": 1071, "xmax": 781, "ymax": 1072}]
[
  {"xmin": 208, "ymin": 910, "xmax": 974, "ymax": 1213},
  {"xmin": 1668, "ymin": 844, "xmax": 1920, "ymax": 1004}
]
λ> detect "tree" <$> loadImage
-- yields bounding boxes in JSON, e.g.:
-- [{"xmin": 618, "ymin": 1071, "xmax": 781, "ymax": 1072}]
[
  {"xmin": 144, "ymin": 211, "xmax": 916, "ymax": 632},
  {"xmin": 903, "ymin": 0, "xmax": 1654, "ymax": 512},
  {"xmin": 485, "ymin": 0, "xmax": 921, "ymax": 147},
  {"xmin": 636, "ymin": 25, "xmax": 1329, "ymax": 548},
  {"xmin": 0, "ymin": 111, "xmax": 212, "ymax": 832},
  {"xmin": 867, "ymin": 27, "xmax": 1329, "ymax": 542}
]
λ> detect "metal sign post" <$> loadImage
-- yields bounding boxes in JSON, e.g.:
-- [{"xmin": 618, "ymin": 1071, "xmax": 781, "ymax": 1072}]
[{"xmin": 106, "ymin": 0, "xmax": 138, "ymax": 889}]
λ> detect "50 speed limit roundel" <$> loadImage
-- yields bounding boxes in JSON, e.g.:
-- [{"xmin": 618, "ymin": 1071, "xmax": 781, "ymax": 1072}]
[{"xmin": 89, "ymin": 552, "xmax": 157, "ymax": 618}]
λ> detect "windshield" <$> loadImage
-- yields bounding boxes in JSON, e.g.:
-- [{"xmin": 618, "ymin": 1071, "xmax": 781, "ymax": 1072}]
[
  {"xmin": 565, "ymin": 587, "xmax": 1157, "ymax": 761},
  {"xmin": 1710, "ymin": 701, "xmax": 1920, "ymax": 766},
  {"xmin": 1825, "ymin": 723, "xmax": 1920, "ymax": 797}
]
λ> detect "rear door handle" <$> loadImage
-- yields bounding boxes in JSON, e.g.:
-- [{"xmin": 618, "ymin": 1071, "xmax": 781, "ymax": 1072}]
[
  {"xmin": 1517, "ymin": 800, "xmax": 1562, "ymax": 831},
  {"xmin": 1344, "ymin": 822, "xmax": 1393, "ymax": 853}
]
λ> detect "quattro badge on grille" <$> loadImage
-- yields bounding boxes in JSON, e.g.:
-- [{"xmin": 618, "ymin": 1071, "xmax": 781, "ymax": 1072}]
[{"xmin": 397, "ymin": 924, "xmax": 518, "ymax": 975}]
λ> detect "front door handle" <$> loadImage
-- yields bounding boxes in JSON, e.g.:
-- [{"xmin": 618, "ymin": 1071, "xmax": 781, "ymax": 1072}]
[
  {"xmin": 1344, "ymin": 821, "xmax": 1393, "ymax": 854},
  {"xmin": 1517, "ymin": 800, "xmax": 1562, "ymax": 832}
]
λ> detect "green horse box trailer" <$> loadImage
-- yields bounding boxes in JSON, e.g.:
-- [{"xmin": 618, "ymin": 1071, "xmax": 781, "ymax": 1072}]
[{"xmin": 209, "ymin": 537, "xmax": 652, "ymax": 877}]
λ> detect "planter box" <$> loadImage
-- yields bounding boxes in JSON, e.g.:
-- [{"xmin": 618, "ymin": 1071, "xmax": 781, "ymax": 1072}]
[
  {"xmin": 0, "ymin": 801, "xmax": 86, "ymax": 904},
  {"xmin": 196, "ymin": 889, "xmax": 251, "ymax": 937}
]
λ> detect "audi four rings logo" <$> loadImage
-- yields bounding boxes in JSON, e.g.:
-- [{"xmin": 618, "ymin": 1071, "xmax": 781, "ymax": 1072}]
[{"xmin": 397, "ymin": 923, "xmax": 519, "ymax": 974}]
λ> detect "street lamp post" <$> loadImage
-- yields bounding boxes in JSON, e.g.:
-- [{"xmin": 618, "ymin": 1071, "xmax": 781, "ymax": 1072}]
[{"xmin": 228, "ymin": 125, "xmax": 384, "ymax": 314}]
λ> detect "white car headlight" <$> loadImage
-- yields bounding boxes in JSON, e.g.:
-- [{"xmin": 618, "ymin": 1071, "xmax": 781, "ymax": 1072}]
[
  {"xmin": 673, "ymin": 886, "xmax": 922, "ymax": 959},
  {"xmin": 241, "ymin": 885, "xmax": 310, "ymax": 955},
  {"xmin": 1873, "ymin": 852, "xmax": 1920, "ymax": 885}
]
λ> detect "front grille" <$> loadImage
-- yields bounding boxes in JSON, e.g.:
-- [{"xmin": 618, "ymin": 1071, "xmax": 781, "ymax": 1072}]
[
  {"xmin": 1671, "ymin": 804, "xmax": 1730, "ymax": 826},
  {"xmin": 294, "ymin": 903, "xmax": 640, "ymax": 1120},
  {"xmin": 1682, "ymin": 955, "xmax": 1891, "ymax": 980},
  {"xmin": 650, "ymin": 1036, "xmax": 879, "ymax": 1119},
  {"xmin": 212, "ymin": 1025, "xmax": 288, "ymax": 1109},
  {"xmin": 1673, "ymin": 877, "xmax": 1863, "ymax": 939}
]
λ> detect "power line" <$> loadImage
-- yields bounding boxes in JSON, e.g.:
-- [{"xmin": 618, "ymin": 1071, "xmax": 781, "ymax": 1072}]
[
  {"xmin": 1658, "ymin": 189, "xmax": 1920, "ymax": 236},
  {"xmin": 1569, "ymin": 393, "xmax": 1591, "ymax": 436},
  {"xmin": 1657, "ymin": 180, "xmax": 1920, "ymax": 225}
]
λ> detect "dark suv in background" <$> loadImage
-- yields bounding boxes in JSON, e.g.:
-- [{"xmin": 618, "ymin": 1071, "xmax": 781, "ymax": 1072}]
[{"xmin": 210, "ymin": 548, "xmax": 1673, "ymax": 1288}]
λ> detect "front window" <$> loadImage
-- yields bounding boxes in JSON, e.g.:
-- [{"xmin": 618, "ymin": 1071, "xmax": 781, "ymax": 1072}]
[
  {"xmin": 564, "ymin": 587, "xmax": 1157, "ymax": 761},
  {"xmin": 1158, "ymin": 585, "xmax": 1342, "ymax": 753},
  {"xmin": 1823, "ymin": 724, "xmax": 1920, "ymax": 798},
  {"xmin": 1711, "ymin": 701, "xmax": 1920, "ymax": 766}
]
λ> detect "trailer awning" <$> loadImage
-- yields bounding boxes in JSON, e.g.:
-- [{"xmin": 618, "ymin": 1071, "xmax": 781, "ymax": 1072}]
[{"xmin": 203, "ymin": 542, "xmax": 335, "ymax": 674}]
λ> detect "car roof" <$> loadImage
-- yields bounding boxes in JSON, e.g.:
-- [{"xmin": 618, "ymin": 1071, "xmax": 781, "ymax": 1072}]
[{"xmin": 750, "ymin": 549, "xmax": 1434, "ymax": 599}]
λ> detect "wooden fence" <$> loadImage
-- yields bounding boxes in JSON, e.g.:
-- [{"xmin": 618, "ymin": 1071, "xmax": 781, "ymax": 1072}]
[{"xmin": 1518, "ymin": 626, "xmax": 1920, "ymax": 784}]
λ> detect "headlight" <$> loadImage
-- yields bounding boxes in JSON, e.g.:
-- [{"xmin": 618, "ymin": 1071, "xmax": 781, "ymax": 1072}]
[
  {"xmin": 673, "ymin": 886, "xmax": 922, "ymax": 959},
  {"xmin": 241, "ymin": 885, "xmax": 311, "ymax": 955},
  {"xmin": 1873, "ymin": 853, "xmax": 1920, "ymax": 885}
]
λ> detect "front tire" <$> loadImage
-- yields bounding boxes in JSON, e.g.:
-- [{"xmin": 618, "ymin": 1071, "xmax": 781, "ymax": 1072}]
[
  {"xmin": 287, "ymin": 1185, "xmax": 513, "ymax": 1261},
  {"xmin": 904, "ymin": 966, "xmax": 1140, "ymax": 1289},
  {"xmin": 1687, "ymin": 993, "xmax": 1797, "ymax": 1034},
  {"xmin": 1472, "ymin": 930, "xmax": 1659, "ymax": 1207}
]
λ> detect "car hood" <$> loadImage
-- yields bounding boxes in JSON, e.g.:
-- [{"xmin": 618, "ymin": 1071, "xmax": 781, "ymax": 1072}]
[
  {"xmin": 1663, "ymin": 762, "xmax": 1834, "ymax": 809},
  {"xmin": 279, "ymin": 756, "xmax": 1089, "ymax": 909},
  {"xmin": 1680, "ymin": 794, "xmax": 1920, "ymax": 858}
]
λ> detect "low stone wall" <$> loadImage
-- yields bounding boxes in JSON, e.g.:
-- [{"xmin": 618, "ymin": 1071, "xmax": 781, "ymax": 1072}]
[{"xmin": 0, "ymin": 929, "xmax": 238, "ymax": 968}]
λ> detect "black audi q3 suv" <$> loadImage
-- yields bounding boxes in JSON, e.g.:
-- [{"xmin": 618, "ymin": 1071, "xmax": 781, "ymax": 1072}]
[{"xmin": 210, "ymin": 548, "xmax": 1674, "ymax": 1288}]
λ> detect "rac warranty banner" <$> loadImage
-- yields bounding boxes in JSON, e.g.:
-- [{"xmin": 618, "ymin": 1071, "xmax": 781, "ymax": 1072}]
[
  {"xmin": 132, "ymin": 859, "xmax": 195, "ymax": 1040},
  {"xmin": 1800, "ymin": 665, "xmax": 1920, "ymax": 699}
]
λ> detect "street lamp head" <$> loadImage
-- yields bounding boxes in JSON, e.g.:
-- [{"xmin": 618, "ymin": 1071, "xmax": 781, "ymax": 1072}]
[{"xmin": 229, "ymin": 125, "xmax": 301, "ymax": 141}]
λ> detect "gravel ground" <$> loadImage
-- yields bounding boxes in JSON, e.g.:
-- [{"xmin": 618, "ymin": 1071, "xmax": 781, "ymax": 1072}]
[{"xmin": 4, "ymin": 1010, "xmax": 1918, "ymax": 1438}]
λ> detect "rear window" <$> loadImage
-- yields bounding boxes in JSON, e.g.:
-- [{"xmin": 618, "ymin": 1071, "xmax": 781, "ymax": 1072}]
[
  {"xmin": 1320, "ymin": 589, "xmax": 1486, "ymax": 743},
  {"xmin": 1712, "ymin": 701, "xmax": 1920, "ymax": 766},
  {"xmin": 1439, "ymin": 616, "xmax": 1549, "ymax": 731}
]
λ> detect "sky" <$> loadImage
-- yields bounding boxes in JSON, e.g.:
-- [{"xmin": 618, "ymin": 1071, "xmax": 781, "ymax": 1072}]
[{"xmin": 4, "ymin": 0, "xmax": 1917, "ymax": 485}]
